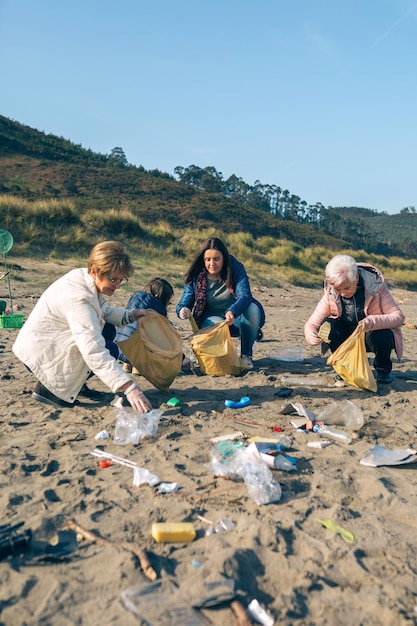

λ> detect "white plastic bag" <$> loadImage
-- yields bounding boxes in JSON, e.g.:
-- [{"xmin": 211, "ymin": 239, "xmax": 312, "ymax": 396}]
[{"xmin": 113, "ymin": 408, "xmax": 163, "ymax": 445}]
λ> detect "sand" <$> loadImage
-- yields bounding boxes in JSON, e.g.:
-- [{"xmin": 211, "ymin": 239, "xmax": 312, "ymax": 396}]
[{"xmin": 2, "ymin": 258, "xmax": 417, "ymax": 626}]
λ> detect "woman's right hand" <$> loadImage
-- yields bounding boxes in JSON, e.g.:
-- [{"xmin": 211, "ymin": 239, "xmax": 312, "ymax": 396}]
[
  {"xmin": 123, "ymin": 382, "xmax": 152, "ymax": 412},
  {"xmin": 179, "ymin": 307, "xmax": 191, "ymax": 320}
]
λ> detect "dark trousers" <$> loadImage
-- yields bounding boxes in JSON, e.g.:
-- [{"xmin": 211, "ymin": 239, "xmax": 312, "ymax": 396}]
[
  {"xmin": 102, "ymin": 322, "xmax": 119, "ymax": 359},
  {"xmin": 324, "ymin": 318, "xmax": 395, "ymax": 374}
]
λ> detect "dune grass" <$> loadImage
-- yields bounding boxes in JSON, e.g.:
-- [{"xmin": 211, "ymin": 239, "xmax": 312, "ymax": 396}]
[{"xmin": 1, "ymin": 194, "xmax": 416, "ymax": 291}]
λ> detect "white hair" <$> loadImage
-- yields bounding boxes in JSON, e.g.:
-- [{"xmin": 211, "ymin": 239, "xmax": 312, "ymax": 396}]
[{"xmin": 325, "ymin": 254, "xmax": 358, "ymax": 287}]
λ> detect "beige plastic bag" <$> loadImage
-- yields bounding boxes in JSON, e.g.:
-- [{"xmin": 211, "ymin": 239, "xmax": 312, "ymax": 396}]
[
  {"xmin": 189, "ymin": 320, "xmax": 246, "ymax": 376},
  {"xmin": 118, "ymin": 309, "xmax": 183, "ymax": 391},
  {"xmin": 327, "ymin": 326, "xmax": 377, "ymax": 392}
]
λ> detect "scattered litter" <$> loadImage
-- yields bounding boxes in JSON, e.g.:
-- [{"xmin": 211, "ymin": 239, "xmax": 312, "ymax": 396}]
[
  {"xmin": 280, "ymin": 402, "xmax": 317, "ymax": 421},
  {"xmin": 269, "ymin": 346, "xmax": 304, "ymax": 362},
  {"xmin": 224, "ymin": 396, "xmax": 250, "ymax": 409},
  {"xmin": 246, "ymin": 441, "xmax": 297, "ymax": 472},
  {"xmin": 313, "ymin": 424, "xmax": 352, "ymax": 444},
  {"xmin": 247, "ymin": 598, "xmax": 275, "ymax": 626},
  {"xmin": 151, "ymin": 522, "xmax": 196, "ymax": 543},
  {"xmin": 360, "ymin": 444, "xmax": 417, "ymax": 467},
  {"xmin": 211, "ymin": 431, "xmax": 245, "ymax": 443},
  {"xmin": 111, "ymin": 395, "xmax": 124, "ymax": 408},
  {"xmin": 317, "ymin": 519, "xmax": 355, "ymax": 544},
  {"xmin": 282, "ymin": 400, "xmax": 364, "ymax": 437},
  {"xmin": 207, "ymin": 442, "xmax": 282, "ymax": 505},
  {"xmin": 158, "ymin": 482, "xmax": 180, "ymax": 493},
  {"xmin": 247, "ymin": 434, "xmax": 293, "ymax": 449},
  {"xmin": 91, "ymin": 448, "xmax": 138, "ymax": 469},
  {"xmin": 167, "ymin": 397, "xmax": 181, "ymax": 407},
  {"xmin": 317, "ymin": 400, "xmax": 364, "ymax": 429},
  {"xmin": 113, "ymin": 408, "xmax": 163, "ymax": 445},
  {"xmin": 95, "ymin": 429, "xmax": 110, "ymax": 440},
  {"xmin": 98, "ymin": 460, "xmax": 112, "ymax": 468},
  {"xmin": 133, "ymin": 467, "xmax": 160, "ymax": 487},
  {"xmin": 307, "ymin": 440, "xmax": 333, "ymax": 449},
  {"xmin": 121, "ymin": 580, "xmax": 207, "ymax": 625},
  {"xmin": 281, "ymin": 376, "xmax": 321, "ymax": 386},
  {"xmin": 205, "ymin": 516, "xmax": 236, "ymax": 536}
]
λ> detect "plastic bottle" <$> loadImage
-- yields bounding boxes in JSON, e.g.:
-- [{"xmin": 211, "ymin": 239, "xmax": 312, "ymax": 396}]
[
  {"xmin": 342, "ymin": 400, "xmax": 364, "ymax": 430},
  {"xmin": 313, "ymin": 424, "xmax": 352, "ymax": 444},
  {"xmin": 317, "ymin": 399, "xmax": 364, "ymax": 430},
  {"xmin": 281, "ymin": 376, "xmax": 321, "ymax": 386}
]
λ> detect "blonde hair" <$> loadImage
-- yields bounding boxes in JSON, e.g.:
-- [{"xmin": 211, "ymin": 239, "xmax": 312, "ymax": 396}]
[
  {"xmin": 325, "ymin": 254, "xmax": 357, "ymax": 287},
  {"xmin": 87, "ymin": 241, "xmax": 134, "ymax": 278}
]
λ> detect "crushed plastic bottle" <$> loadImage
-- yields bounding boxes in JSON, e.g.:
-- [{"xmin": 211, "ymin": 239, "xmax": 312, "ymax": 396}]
[
  {"xmin": 317, "ymin": 399, "xmax": 364, "ymax": 430},
  {"xmin": 313, "ymin": 424, "xmax": 352, "ymax": 444}
]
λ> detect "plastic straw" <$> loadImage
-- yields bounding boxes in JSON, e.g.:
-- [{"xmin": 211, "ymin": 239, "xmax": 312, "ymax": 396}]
[{"xmin": 90, "ymin": 448, "xmax": 138, "ymax": 469}]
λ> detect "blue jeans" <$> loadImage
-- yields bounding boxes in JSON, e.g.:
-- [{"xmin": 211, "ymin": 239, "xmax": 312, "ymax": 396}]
[{"xmin": 200, "ymin": 302, "xmax": 262, "ymax": 357}]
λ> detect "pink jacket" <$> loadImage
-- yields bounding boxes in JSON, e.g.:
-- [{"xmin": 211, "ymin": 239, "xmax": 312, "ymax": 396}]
[{"xmin": 304, "ymin": 263, "xmax": 404, "ymax": 360}]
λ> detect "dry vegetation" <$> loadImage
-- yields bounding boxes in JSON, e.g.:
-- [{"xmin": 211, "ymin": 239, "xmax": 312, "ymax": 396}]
[{"xmin": 2, "ymin": 195, "xmax": 417, "ymax": 291}]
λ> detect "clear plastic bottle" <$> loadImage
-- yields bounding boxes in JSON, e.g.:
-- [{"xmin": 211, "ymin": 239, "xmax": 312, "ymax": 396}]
[
  {"xmin": 281, "ymin": 376, "xmax": 321, "ymax": 386},
  {"xmin": 317, "ymin": 399, "xmax": 364, "ymax": 430},
  {"xmin": 313, "ymin": 424, "xmax": 352, "ymax": 444}
]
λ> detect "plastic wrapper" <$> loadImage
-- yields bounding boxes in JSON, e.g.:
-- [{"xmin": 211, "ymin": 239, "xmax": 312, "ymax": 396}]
[
  {"xmin": 360, "ymin": 444, "xmax": 417, "ymax": 467},
  {"xmin": 113, "ymin": 408, "xmax": 163, "ymax": 445},
  {"xmin": 206, "ymin": 443, "xmax": 282, "ymax": 505},
  {"xmin": 132, "ymin": 467, "xmax": 160, "ymax": 487},
  {"xmin": 121, "ymin": 581, "xmax": 208, "ymax": 625},
  {"xmin": 205, "ymin": 516, "xmax": 236, "ymax": 536}
]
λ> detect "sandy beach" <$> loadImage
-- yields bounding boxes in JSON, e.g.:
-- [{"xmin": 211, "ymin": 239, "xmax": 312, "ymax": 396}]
[{"xmin": 2, "ymin": 258, "xmax": 417, "ymax": 626}]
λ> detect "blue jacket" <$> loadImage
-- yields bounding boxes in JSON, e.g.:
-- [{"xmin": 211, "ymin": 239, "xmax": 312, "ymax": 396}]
[{"xmin": 176, "ymin": 256, "xmax": 265, "ymax": 328}]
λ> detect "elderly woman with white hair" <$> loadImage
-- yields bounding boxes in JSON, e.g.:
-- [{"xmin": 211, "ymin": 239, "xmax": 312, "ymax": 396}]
[{"xmin": 304, "ymin": 254, "xmax": 404, "ymax": 384}]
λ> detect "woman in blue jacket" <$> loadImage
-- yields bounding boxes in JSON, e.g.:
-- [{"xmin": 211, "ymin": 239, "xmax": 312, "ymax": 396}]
[{"xmin": 176, "ymin": 237, "xmax": 265, "ymax": 369}]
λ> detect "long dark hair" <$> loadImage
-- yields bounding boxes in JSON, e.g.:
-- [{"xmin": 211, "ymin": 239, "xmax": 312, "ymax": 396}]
[{"xmin": 184, "ymin": 237, "xmax": 232, "ymax": 288}]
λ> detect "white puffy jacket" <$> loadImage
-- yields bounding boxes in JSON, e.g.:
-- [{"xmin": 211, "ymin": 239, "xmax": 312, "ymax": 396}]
[{"xmin": 13, "ymin": 268, "xmax": 132, "ymax": 402}]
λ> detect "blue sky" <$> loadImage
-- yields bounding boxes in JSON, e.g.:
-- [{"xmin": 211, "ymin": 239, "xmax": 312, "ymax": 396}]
[{"xmin": 1, "ymin": 0, "xmax": 416, "ymax": 214}]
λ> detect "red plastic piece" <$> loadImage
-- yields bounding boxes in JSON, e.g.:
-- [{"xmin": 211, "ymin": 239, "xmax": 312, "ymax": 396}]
[{"xmin": 98, "ymin": 460, "xmax": 112, "ymax": 468}]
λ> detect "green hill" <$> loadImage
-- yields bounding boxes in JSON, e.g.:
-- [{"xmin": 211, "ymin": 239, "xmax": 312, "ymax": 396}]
[
  {"xmin": 0, "ymin": 114, "xmax": 347, "ymax": 250},
  {"xmin": 1, "ymin": 114, "xmax": 417, "ymax": 290}
]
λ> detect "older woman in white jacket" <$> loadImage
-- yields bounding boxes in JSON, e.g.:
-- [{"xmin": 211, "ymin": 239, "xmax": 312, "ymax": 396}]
[{"xmin": 13, "ymin": 241, "xmax": 152, "ymax": 411}]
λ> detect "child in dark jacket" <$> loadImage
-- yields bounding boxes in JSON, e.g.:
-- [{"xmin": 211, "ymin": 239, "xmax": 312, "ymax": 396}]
[{"xmin": 115, "ymin": 278, "xmax": 174, "ymax": 372}]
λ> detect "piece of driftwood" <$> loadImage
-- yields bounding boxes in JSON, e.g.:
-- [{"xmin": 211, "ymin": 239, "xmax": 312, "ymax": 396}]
[
  {"xmin": 65, "ymin": 518, "xmax": 157, "ymax": 581},
  {"xmin": 231, "ymin": 599, "xmax": 254, "ymax": 626}
]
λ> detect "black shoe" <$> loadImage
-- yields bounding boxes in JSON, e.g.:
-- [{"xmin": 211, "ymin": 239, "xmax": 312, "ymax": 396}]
[
  {"xmin": 376, "ymin": 371, "xmax": 393, "ymax": 384},
  {"xmin": 78, "ymin": 384, "xmax": 103, "ymax": 399},
  {"xmin": 32, "ymin": 382, "xmax": 74, "ymax": 409}
]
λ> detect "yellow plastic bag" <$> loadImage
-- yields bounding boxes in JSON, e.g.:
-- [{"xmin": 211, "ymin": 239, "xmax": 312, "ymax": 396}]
[
  {"xmin": 118, "ymin": 310, "xmax": 183, "ymax": 391},
  {"xmin": 327, "ymin": 326, "xmax": 377, "ymax": 392},
  {"xmin": 189, "ymin": 320, "xmax": 246, "ymax": 376}
]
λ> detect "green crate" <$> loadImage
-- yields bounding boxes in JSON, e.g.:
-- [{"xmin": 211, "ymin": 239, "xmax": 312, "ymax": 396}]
[{"xmin": 0, "ymin": 314, "xmax": 24, "ymax": 328}]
